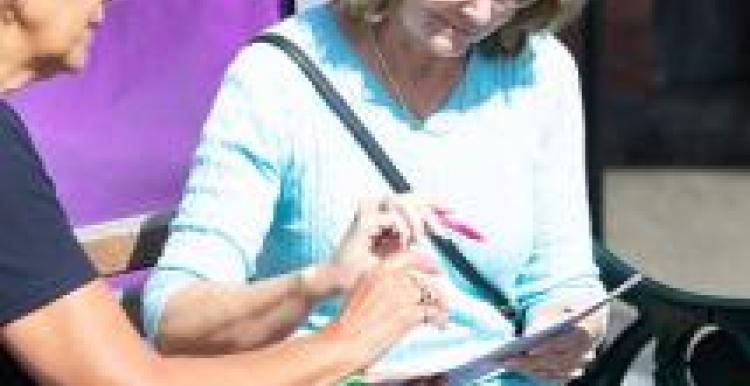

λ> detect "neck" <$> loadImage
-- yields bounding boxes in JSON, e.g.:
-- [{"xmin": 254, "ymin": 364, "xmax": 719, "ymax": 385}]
[
  {"xmin": 333, "ymin": 3, "xmax": 466, "ymax": 120},
  {"xmin": 371, "ymin": 19, "xmax": 465, "ymax": 120},
  {"xmin": 375, "ymin": 18, "xmax": 462, "ymax": 83}
]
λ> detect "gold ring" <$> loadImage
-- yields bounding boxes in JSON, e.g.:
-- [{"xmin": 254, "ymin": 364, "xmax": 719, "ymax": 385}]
[
  {"xmin": 377, "ymin": 198, "xmax": 391, "ymax": 212},
  {"xmin": 405, "ymin": 270, "xmax": 431, "ymax": 305}
]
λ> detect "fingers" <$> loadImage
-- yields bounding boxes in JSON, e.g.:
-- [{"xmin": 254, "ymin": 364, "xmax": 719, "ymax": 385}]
[
  {"xmin": 502, "ymin": 302, "xmax": 605, "ymax": 382},
  {"xmin": 356, "ymin": 198, "xmax": 412, "ymax": 255},
  {"xmin": 326, "ymin": 255, "xmax": 452, "ymax": 370},
  {"xmin": 503, "ymin": 353, "xmax": 589, "ymax": 383},
  {"xmin": 368, "ymin": 214, "xmax": 410, "ymax": 255},
  {"xmin": 387, "ymin": 251, "xmax": 439, "ymax": 274},
  {"xmin": 502, "ymin": 339, "xmax": 597, "ymax": 383},
  {"xmin": 379, "ymin": 196, "xmax": 424, "ymax": 245},
  {"xmin": 381, "ymin": 257, "xmax": 448, "ymax": 329},
  {"xmin": 332, "ymin": 194, "xmax": 447, "ymax": 293},
  {"xmin": 404, "ymin": 269, "xmax": 449, "ymax": 327},
  {"xmin": 358, "ymin": 194, "xmax": 447, "ymax": 252},
  {"xmin": 338, "ymin": 258, "xmax": 450, "ymax": 342},
  {"xmin": 374, "ymin": 194, "xmax": 486, "ymax": 244},
  {"xmin": 527, "ymin": 327, "xmax": 592, "ymax": 357}
]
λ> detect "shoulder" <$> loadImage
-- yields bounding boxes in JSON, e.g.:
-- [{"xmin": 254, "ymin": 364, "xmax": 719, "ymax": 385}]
[
  {"xmin": 474, "ymin": 33, "xmax": 579, "ymax": 93},
  {"xmin": 209, "ymin": 4, "xmax": 350, "ymax": 133},
  {"xmin": 485, "ymin": 34, "xmax": 581, "ymax": 96},
  {"xmin": 527, "ymin": 33, "xmax": 581, "ymax": 83},
  {"xmin": 0, "ymin": 101, "xmax": 37, "ymax": 156},
  {"xmin": 0, "ymin": 101, "xmax": 48, "ymax": 187},
  {"xmin": 235, "ymin": 5, "xmax": 337, "ymax": 66},
  {"xmin": 528, "ymin": 33, "xmax": 577, "ymax": 65},
  {"xmin": 0, "ymin": 102, "xmax": 94, "ymax": 327},
  {"xmin": 230, "ymin": 4, "xmax": 347, "ymax": 83}
]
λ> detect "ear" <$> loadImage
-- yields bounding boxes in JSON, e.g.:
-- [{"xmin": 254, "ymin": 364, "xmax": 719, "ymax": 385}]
[{"xmin": 0, "ymin": 1, "xmax": 19, "ymax": 27}]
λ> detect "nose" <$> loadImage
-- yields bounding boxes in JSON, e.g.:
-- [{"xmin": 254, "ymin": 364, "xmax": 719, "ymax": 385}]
[
  {"xmin": 459, "ymin": 0, "xmax": 495, "ymax": 25},
  {"xmin": 90, "ymin": 0, "xmax": 107, "ymax": 25}
]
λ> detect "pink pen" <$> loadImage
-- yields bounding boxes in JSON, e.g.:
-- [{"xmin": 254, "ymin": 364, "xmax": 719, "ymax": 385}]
[{"xmin": 434, "ymin": 209, "xmax": 486, "ymax": 243}]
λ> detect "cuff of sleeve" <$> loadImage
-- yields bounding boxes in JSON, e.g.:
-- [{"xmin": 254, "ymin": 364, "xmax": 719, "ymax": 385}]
[
  {"xmin": 0, "ymin": 270, "xmax": 95, "ymax": 326},
  {"xmin": 141, "ymin": 269, "xmax": 203, "ymax": 342}
]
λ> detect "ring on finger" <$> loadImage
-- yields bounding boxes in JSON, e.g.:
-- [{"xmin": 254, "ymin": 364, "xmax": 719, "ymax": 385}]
[
  {"xmin": 422, "ymin": 307, "xmax": 431, "ymax": 324},
  {"xmin": 405, "ymin": 271, "xmax": 432, "ymax": 305},
  {"xmin": 377, "ymin": 198, "xmax": 392, "ymax": 213},
  {"xmin": 418, "ymin": 286, "xmax": 435, "ymax": 305}
]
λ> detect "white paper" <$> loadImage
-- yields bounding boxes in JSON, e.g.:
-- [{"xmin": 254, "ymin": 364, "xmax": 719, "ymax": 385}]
[
  {"xmin": 365, "ymin": 274, "xmax": 643, "ymax": 383},
  {"xmin": 461, "ymin": 274, "xmax": 643, "ymax": 368}
]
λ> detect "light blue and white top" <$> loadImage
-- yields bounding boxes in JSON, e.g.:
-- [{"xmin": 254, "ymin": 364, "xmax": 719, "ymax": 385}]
[{"xmin": 143, "ymin": 4, "xmax": 605, "ymax": 385}]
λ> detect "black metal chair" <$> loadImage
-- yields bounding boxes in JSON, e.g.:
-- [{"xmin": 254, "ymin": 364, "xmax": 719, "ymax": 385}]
[
  {"xmin": 76, "ymin": 211, "xmax": 171, "ymax": 335},
  {"xmin": 576, "ymin": 246, "xmax": 750, "ymax": 386}
]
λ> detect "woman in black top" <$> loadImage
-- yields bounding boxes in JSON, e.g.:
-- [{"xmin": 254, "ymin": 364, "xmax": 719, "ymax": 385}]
[{"xmin": 0, "ymin": 1, "xmax": 446, "ymax": 384}]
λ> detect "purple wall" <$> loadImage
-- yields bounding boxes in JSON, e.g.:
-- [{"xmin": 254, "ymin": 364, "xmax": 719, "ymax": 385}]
[{"xmin": 10, "ymin": 0, "xmax": 282, "ymax": 226}]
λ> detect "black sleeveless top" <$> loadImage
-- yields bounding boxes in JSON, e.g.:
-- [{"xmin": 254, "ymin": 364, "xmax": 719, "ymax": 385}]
[{"xmin": 0, "ymin": 101, "xmax": 95, "ymax": 384}]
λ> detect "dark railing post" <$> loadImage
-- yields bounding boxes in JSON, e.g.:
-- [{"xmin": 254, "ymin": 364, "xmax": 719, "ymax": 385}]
[{"xmin": 583, "ymin": 0, "xmax": 604, "ymax": 240}]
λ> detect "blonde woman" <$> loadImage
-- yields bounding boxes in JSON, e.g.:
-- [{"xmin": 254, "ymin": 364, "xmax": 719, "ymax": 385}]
[{"xmin": 144, "ymin": 0, "xmax": 608, "ymax": 384}]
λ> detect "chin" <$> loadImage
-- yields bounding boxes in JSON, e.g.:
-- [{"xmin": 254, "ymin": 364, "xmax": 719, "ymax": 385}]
[
  {"xmin": 428, "ymin": 38, "xmax": 469, "ymax": 58},
  {"xmin": 64, "ymin": 48, "xmax": 90, "ymax": 72},
  {"xmin": 65, "ymin": 58, "xmax": 87, "ymax": 73}
]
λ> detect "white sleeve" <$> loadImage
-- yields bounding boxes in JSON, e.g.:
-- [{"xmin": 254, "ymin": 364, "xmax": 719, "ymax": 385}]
[
  {"xmin": 142, "ymin": 45, "xmax": 292, "ymax": 340},
  {"xmin": 512, "ymin": 36, "xmax": 606, "ymax": 321}
]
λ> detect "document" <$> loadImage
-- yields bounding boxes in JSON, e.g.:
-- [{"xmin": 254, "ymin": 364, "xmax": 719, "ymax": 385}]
[
  {"xmin": 458, "ymin": 273, "xmax": 644, "ymax": 371},
  {"xmin": 363, "ymin": 274, "xmax": 643, "ymax": 383}
]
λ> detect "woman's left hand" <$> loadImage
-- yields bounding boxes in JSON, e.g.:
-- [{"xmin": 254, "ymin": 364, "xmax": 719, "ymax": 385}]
[
  {"xmin": 329, "ymin": 194, "xmax": 447, "ymax": 293},
  {"xmin": 502, "ymin": 302, "xmax": 608, "ymax": 383}
]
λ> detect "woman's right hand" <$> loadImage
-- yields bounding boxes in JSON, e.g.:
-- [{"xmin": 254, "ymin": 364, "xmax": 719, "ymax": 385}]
[{"xmin": 324, "ymin": 252, "xmax": 448, "ymax": 367}]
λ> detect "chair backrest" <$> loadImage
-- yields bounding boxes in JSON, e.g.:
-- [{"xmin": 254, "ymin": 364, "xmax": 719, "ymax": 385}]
[
  {"xmin": 76, "ymin": 211, "xmax": 172, "ymax": 278},
  {"xmin": 75, "ymin": 211, "xmax": 172, "ymax": 335}
]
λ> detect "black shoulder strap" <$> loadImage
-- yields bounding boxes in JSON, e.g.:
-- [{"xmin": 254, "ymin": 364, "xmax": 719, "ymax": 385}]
[
  {"xmin": 253, "ymin": 33, "xmax": 515, "ymax": 317},
  {"xmin": 254, "ymin": 33, "xmax": 411, "ymax": 192}
]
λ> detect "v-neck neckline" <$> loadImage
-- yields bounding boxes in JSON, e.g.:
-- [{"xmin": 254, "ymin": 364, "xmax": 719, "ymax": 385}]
[{"xmin": 320, "ymin": 4, "xmax": 478, "ymax": 134}]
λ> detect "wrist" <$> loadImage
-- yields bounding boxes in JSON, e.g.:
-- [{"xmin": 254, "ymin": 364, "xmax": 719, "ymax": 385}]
[
  {"xmin": 526, "ymin": 300, "xmax": 608, "ymax": 341},
  {"xmin": 297, "ymin": 264, "xmax": 340, "ymax": 301},
  {"xmin": 320, "ymin": 321, "xmax": 371, "ymax": 371},
  {"xmin": 274, "ymin": 325, "xmax": 366, "ymax": 384}
]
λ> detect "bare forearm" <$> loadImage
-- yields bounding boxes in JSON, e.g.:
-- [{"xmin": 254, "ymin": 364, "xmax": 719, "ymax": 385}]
[
  {"xmin": 3, "ymin": 280, "xmax": 368, "ymax": 386},
  {"xmin": 157, "ymin": 264, "xmax": 339, "ymax": 354},
  {"xmin": 156, "ymin": 329, "xmax": 364, "ymax": 386},
  {"xmin": 4, "ymin": 255, "xmax": 436, "ymax": 386}
]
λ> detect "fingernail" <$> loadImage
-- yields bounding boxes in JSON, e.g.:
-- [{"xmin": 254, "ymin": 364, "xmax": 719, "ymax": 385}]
[
  {"xmin": 412, "ymin": 253, "xmax": 439, "ymax": 273},
  {"xmin": 431, "ymin": 206, "xmax": 452, "ymax": 216}
]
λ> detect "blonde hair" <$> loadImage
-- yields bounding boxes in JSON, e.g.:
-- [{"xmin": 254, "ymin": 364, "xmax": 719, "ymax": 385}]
[{"xmin": 337, "ymin": 0, "xmax": 587, "ymax": 56}]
